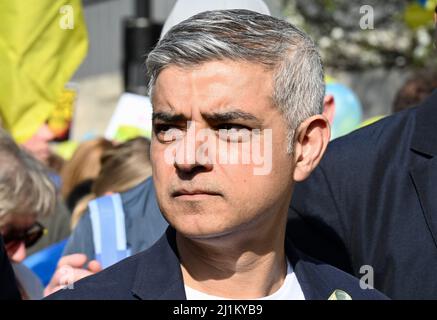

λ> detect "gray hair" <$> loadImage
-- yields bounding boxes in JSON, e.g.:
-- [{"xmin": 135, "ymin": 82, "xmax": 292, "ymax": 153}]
[
  {"xmin": 0, "ymin": 128, "xmax": 55, "ymax": 226},
  {"xmin": 146, "ymin": 9, "xmax": 325, "ymax": 152}
]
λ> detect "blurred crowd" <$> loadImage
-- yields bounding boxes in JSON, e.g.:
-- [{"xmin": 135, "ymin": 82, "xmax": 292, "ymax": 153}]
[{"xmin": 0, "ymin": 125, "xmax": 153, "ymax": 298}]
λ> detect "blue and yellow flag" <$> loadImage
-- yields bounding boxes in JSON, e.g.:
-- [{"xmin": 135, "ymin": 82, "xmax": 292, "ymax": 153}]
[{"xmin": 0, "ymin": 0, "xmax": 88, "ymax": 143}]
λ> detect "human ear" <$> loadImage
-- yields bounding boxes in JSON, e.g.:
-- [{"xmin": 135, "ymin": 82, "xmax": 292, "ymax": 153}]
[
  {"xmin": 322, "ymin": 94, "xmax": 335, "ymax": 125},
  {"xmin": 292, "ymin": 115, "xmax": 330, "ymax": 182}
]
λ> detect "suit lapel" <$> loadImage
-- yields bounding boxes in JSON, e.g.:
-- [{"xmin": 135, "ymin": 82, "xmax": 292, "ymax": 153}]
[
  {"xmin": 285, "ymin": 237, "xmax": 333, "ymax": 299},
  {"xmin": 410, "ymin": 90, "xmax": 437, "ymax": 250},
  {"xmin": 131, "ymin": 227, "xmax": 186, "ymax": 299},
  {"xmin": 131, "ymin": 227, "xmax": 334, "ymax": 300},
  {"xmin": 410, "ymin": 157, "xmax": 437, "ymax": 249},
  {"xmin": 131, "ymin": 227, "xmax": 352, "ymax": 300}
]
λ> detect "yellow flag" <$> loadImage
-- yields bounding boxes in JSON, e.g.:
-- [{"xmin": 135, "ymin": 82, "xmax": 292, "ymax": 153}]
[{"xmin": 0, "ymin": 0, "xmax": 88, "ymax": 143}]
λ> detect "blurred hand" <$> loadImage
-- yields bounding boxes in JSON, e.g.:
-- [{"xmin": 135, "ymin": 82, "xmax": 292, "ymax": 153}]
[{"xmin": 43, "ymin": 253, "xmax": 102, "ymax": 297}]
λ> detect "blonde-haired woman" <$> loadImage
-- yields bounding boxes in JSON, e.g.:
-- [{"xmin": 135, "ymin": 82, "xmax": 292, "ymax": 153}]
[
  {"xmin": 44, "ymin": 137, "xmax": 166, "ymax": 296},
  {"xmin": 70, "ymin": 137, "xmax": 152, "ymax": 229},
  {"xmin": 60, "ymin": 138, "xmax": 113, "ymax": 211}
]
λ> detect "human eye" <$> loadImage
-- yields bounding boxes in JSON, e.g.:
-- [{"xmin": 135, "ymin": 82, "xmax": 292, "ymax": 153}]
[
  {"xmin": 217, "ymin": 123, "xmax": 250, "ymax": 131},
  {"xmin": 216, "ymin": 123, "xmax": 252, "ymax": 142},
  {"xmin": 153, "ymin": 123, "xmax": 183, "ymax": 142}
]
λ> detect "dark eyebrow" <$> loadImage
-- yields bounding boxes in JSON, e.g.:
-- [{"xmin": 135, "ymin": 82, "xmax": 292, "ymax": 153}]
[
  {"xmin": 152, "ymin": 110, "xmax": 262, "ymax": 125},
  {"xmin": 152, "ymin": 112, "xmax": 187, "ymax": 122},
  {"xmin": 203, "ymin": 110, "xmax": 261, "ymax": 124}
]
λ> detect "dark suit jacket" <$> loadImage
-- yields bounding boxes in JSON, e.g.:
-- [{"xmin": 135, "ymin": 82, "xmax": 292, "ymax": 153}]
[
  {"xmin": 0, "ymin": 236, "xmax": 20, "ymax": 300},
  {"xmin": 288, "ymin": 90, "xmax": 437, "ymax": 299},
  {"xmin": 47, "ymin": 227, "xmax": 387, "ymax": 300}
]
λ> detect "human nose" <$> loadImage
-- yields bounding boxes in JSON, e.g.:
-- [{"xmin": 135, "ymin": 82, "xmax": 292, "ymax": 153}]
[{"xmin": 173, "ymin": 124, "xmax": 214, "ymax": 174}]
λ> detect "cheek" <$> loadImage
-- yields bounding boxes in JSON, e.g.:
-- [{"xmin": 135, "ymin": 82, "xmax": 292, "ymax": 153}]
[
  {"xmin": 151, "ymin": 142, "xmax": 175, "ymax": 199},
  {"xmin": 218, "ymin": 164, "xmax": 271, "ymax": 205},
  {"xmin": 230, "ymin": 144, "xmax": 293, "ymax": 206}
]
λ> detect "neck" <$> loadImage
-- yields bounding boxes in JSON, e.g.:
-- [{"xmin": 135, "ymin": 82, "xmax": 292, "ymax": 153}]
[{"xmin": 177, "ymin": 210, "xmax": 288, "ymax": 299}]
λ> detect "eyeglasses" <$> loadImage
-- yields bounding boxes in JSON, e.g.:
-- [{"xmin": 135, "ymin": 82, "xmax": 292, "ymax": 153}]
[{"xmin": 2, "ymin": 222, "xmax": 47, "ymax": 248}]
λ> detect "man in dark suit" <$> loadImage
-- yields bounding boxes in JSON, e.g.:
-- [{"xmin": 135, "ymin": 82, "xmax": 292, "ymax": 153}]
[
  {"xmin": 47, "ymin": 9, "xmax": 386, "ymax": 300},
  {"xmin": 0, "ymin": 235, "xmax": 20, "ymax": 300},
  {"xmin": 288, "ymin": 90, "xmax": 437, "ymax": 300},
  {"xmin": 288, "ymin": 10, "xmax": 437, "ymax": 299}
]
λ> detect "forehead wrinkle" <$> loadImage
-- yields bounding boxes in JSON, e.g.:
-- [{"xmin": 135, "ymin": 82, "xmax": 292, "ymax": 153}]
[{"xmin": 153, "ymin": 67, "xmax": 202, "ymax": 119}]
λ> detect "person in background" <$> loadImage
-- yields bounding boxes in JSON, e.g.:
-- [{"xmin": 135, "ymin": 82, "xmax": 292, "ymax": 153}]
[
  {"xmin": 392, "ymin": 68, "xmax": 437, "ymax": 113},
  {"xmin": 287, "ymin": 6, "xmax": 437, "ymax": 299},
  {"xmin": 0, "ymin": 118, "xmax": 71, "ymax": 255},
  {"xmin": 44, "ymin": 137, "xmax": 159, "ymax": 296},
  {"xmin": 25, "ymin": 202, "xmax": 70, "ymax": 256},
  {"xmin": 18, "ymin": 122, "xmax": 65, "ymax": 179},
  {"xmin": 20, "ymin": 123, "xmax": 55, "ymax": 166},
  {"xmin": 0, "ymin": 127, "xmax": 56, "ymax": 299},
  {"xmin": 60, "ymin": 138, "xmax": 113, "ymax": 212},
  {"xmin": 69, "ymin": 137, "xmax": 153, "ymax": 229},
  {"xmin": 1, "ymin": 121, "xmax": 71, "ymax": 255}
]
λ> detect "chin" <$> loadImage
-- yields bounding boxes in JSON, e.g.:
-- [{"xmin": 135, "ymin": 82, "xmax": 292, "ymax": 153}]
[
  {"xmin": 167, "ymin": 210, "xmax": 237, "ymax": 240},
  {"xmin": 180, "ymin": 225, "xmax": 236, "ymax": 240}
]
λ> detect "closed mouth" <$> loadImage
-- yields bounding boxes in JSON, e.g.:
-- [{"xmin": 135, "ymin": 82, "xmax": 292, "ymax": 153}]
[{"xmin": 172, "ymin": 189, "xmax": 221, "ymax": 197}]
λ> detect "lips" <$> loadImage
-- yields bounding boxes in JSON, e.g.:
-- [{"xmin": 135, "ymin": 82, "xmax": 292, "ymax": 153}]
[{"xmin": 172, "ymin": 188, "xmax": 221, "ymax": 198}]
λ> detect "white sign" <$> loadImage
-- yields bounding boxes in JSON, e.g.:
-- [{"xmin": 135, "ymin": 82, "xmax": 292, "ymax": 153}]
[{"xmin": 105, "ymin": 93, "xmax": 153, "ymax": 141}]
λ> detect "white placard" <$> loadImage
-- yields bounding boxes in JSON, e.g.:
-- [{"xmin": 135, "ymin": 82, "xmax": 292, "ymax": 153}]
[{"xmin": 105, "ymin": 93, "xmax": 153, "ymax": 141}]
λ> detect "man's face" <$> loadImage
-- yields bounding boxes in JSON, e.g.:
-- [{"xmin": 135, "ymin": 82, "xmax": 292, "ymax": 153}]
[{"xmin": 151, "ymin": 60, "xmax": 296, "ymax": 239}]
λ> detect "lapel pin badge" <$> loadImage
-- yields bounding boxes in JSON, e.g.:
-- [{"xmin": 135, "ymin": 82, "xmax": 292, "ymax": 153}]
[{"xmin": 328, "ymin": 289, "xmax": 352, "ymax": 300}]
